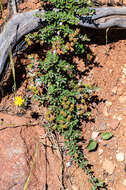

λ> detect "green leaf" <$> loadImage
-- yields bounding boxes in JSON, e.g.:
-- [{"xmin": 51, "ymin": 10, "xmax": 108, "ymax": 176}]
[
  {"xmin": 86, "ymin": 139, "xmax": 98, "ymax": 151},
  {"xmin": 101, "ymin": 132, "xmax": 113, "ymax": 140}
]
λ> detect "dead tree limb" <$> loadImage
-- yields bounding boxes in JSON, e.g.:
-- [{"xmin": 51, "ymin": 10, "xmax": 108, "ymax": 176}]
[
  {"xmin": 1, "ymin": 7, "xmax": 126, "ymax": 79},
  {"xmin": 0, "ymin": 10, "xmax": 44, "ymax": 80}
]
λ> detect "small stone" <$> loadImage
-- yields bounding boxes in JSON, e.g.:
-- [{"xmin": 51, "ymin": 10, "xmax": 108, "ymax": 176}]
[
  {"xmin": 121, "ymin": 79, "xmax": 126, "ymax": 84},
  {"xmin": 112, "ymin": 86, "xmax": 117, "ymax": 95},
  {"xmin": 102, "ymin": 160, "xmax": 115, "ymax": 174},
  {"xmin": 113, "ymin": 115, "xmax": 116, "ymax": 119},
  {"xmin": 91, "ymin": 131, "xmax": 100, "ymax": 140},
  {"xmin": 105, "ymin": 101, "xmax": 112, "ymax": 107},
  {"xmin": 123, "ymin": 179, "xmax": 126, "ymax": 186},
  {"xmin": 116, "ymin": 152, "xmax": 125, "ymax": 162},
  {"xmin": 122, "ymin": 68, "xmax": 126, "ymax": 75},
  {"xmin": 98, "ymin": 138, "xmax": 102, "ymax": 143},
  {"xmin": 119, "ymin": 96, "xmax": 126, "ymax": 104},
  {"xmin": 117, "ymin": 116, "xmax": 122, "ymax": 121},
  {"xmin": 122, "ymin": 74, "xmax": 126, "ymax": 78},
  {"xmin": 109, "ymin": 69, "xmax": 113, "ymax": 74},
  {"xmin": 98, "ymin": 149, "xmax": 103, "ymax": 155},
  {"xmin": 66, "ymin": 161, "xmax": 72, "ymax": 168}
]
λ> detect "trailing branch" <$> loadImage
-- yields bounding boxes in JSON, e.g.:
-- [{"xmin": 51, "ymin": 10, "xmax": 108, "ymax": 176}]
[{"xmin": 1, "ymin": 7, "xmax": 126, "ymax": 79}]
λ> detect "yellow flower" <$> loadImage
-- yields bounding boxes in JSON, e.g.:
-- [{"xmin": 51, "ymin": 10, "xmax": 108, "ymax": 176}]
[
  {"xmin": 14, "ymin": 96, "xmax": 24, "ymax": 107},
  {"xmin": 70, "ymin": 104, "xmax": 74, "ymax": 109},
  {"xmin": 83, "ymin": 94, "xmax": 88, "ymax": 99},
  {"xmin": 81, "ymin": 98, "xmax": 85, "ymax": 103},
  {"xmin": 77, "ymin": 104, "xmax": 81, "ymax": 110}
]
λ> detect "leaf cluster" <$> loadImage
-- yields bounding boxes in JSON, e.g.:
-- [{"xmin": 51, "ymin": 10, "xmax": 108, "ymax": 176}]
[{"xmin": 26, "ymin": 0, "xmax": 107, "ymax": 189}]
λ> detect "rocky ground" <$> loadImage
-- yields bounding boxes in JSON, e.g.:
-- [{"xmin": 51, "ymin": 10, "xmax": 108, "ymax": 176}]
[{"xmin": 1, "ymin": 1, "xmax": 126, "ymax": 190}]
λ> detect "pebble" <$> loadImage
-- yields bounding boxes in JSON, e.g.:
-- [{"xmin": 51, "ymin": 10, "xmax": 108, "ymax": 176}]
[
  {"xmin": 113, "ymin": 115, "xmax": 116, "ymax": 119},
  {"xmin": 120, "ymin": 78, "xmax": 126, "ymax": 84},
  {"xmin": 123, "ymin": 179, "xmax": 126, "ymax": 186},
  {"xmin": 122, "ymin": 68, "xmax": 126, "ymax": 75},
  {"xmin": 102, "ymin": 159, "xmax": 115, "ymax": 175},
  {"xmin": 112, "ymin": 86, "xmax": 117, "ymax": 94},
  {"xmin": 98, "ymin": 138, "xmax": 102, "ymax": 143},
  {"xmin": 66, "ymin": 161, "xmax": 72, "ymax": 168},
  {"xmin": 117, "ymin": 116, "xmax": 122, "ymax": 121},
  {"xmin": 122, "ymin": 74, "xmax": 126, "ymax": 78},
  {"xmin": 91, "ymin": 131, "xmax": 100, "ymax": 139},
  {"xmin": 105, "ymin": 101, "xmax": 112, "ymax": 107},
  {"xmin": 116, "ymin": 152, "xmax": 125, "ymax": 162},
  {"xmin": 98, "ymin": 149, "xmax": 103, "ymax": 155}
]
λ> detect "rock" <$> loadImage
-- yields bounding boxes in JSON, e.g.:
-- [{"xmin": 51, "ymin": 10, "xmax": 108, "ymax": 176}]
[
  {"xmin": 120, "ymin": 78, "xmax": 126, "ymax": 84},
  {"xmin": 105, "ymin": 101, "xmax": 112, "ymax": 107},
  {"xmin": 98, "ymin": 149, "xmax": 103, "ymax": 155},
  {"xmin": 113, "ymin": 115, "xmax": 116, "ymax": 119},
  {"xmin": 123, "ymin": 179, "xmax": 126, "ymax": 186},
  {"xmin": 0, "ymin": 127, "xmax": 28, "ymax": 190},
  {"xmin": 98, "ymin": 138, "xmax": 102, "ymax": 143},
  {"xmin": 66, "ymin": 161, "xmax": 72, "ymax": 168},
  {"xmin": 122, "ymin": 68, "xmax": 126, "ymax": 75},
  {"xmin": 122, "ymin": 74, "xmax": 126, "ymax": 79},
  {"xmin": 112, "ymin": 86, "xmax": 117, "ymax": 95},
  {"xmin": 0, "ymin": 113, "xmax": 61, "ymax": 190},
  {"xmin": 116, "ymin": 152, "xmax": 125, "ymax": 162},
  {"xmin": 91, "ymin": 131, "xmax": 100, "ymax": 139},
  {"xmin": 112, "ymin": 114, "xmax": 122, "ymax": 121},
  {"xmin": 0, "ymin": 112, "xmax": 29, "ymax": 127},
  {"xmin": 102, "ymin": 160, "xmax": 115, "ymax": 175},
  {"xmin": 119, "ymin": 96, "xmax": 126, "ymax": 104},
  {"xmin": 117, "ymin": 116, "xmax": 123, "ymax": 121}
]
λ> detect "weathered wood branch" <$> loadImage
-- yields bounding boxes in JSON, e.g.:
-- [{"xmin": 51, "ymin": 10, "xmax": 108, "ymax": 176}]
[
  {"xmin": 0, "ymin": 9, "xmax": 44, "ymax": 80},
  {"xmin": 79, "ymin": 7, "xmax": 126, "ymax": 28},
  {"xmin": 1, "ymin": 7, "xmax": 126, "ymax": 79}
]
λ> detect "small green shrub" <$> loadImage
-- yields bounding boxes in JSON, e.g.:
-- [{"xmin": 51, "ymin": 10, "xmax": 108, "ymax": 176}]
[{"xmin": 26, "ymin": 0, "xmax": 106, "ymax": 189}]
